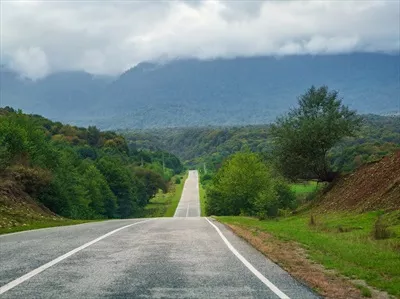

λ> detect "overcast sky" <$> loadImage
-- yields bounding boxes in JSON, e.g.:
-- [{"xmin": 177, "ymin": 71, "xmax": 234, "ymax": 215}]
[{"xmin": 1, "ymin": 0, "xmax": 399, "ymax": 80}]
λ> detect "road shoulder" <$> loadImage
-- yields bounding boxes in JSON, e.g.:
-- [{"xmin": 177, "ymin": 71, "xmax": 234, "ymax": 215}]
[{"xmin": 215, "ymin": 220, "xmax": 383, "ymax": 299}]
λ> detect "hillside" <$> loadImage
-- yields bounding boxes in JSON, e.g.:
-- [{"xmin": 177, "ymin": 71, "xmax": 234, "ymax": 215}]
[
  {"xmin": 0, "ymin": 177, "xmax": 59, "ymax": 229},
  {"xmin": 318, "ymin": 151, "xmax": 400, "ymax": 212},
  {"xmin": 0, "ymin": 108, "xmax": 183, "ymax": 231},
  {"xmin": 2, "ymin": 53, "xmax": 399, "ymax": 129},
  {"xmin": 123, "ymin": 114, "xmax": 400, "ymax": 172}
]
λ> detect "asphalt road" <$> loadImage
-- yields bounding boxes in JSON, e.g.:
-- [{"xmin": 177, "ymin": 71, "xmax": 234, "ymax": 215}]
[
  {"xmin": 0, "ymin": 170, "xmax": 318, "ymax": 298},
  {"xmin": 174, "ymin": 170, "xmax": 200, "ymax": 217}
]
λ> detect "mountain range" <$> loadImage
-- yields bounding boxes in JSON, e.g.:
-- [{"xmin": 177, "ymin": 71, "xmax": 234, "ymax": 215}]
[{"xmin": 1, "ymin": 53, "xmax": 399, "ymax": 129}]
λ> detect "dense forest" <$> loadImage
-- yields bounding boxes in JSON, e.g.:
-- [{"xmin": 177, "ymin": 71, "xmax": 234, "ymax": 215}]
[
  {"xmin": 0, "ymin": 107, "xmax": 183, "ymax": 219},
  {"xmin": 122, "ymin": 114, "xmax": 400, "ymax": 173}
]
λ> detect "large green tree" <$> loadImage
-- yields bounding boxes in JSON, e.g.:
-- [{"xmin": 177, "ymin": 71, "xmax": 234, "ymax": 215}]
[
  {"xmin": 205, "ymin": 152, "xmax": 276, "ymax": 216},
  {"xmin": 270, "ymin": 86, "xmax": 361, "ymax": 181}
]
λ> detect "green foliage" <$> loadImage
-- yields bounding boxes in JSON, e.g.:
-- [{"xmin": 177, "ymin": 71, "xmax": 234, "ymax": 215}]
[
  {"xmin": 205, "ymin": 153, "xmax": 294, "ymax": 218},
  {"xmin": 270, "ymin": 86, "xmax": 361, "ymax": 181},
  {"xmin": 0, "ymin": 108, "xmax": 182, "ymax": 220},
  {"xmin": 122, "ymin": 114, "xmax": 399, "ymax": 176}
]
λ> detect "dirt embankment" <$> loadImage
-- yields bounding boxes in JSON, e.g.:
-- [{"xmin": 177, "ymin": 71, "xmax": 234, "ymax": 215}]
[
  {"xmin": 318, "ymin": 151, "xmax": 400, "ymax": 212},
  {"xmin": 0, "ymin": 177, "xmax": 58, "ymax": 229}
]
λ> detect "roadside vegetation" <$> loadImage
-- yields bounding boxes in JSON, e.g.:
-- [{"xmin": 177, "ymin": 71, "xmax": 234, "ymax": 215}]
[
  {"xmin": 0, "ymin": 107, "xmax": 184, "ymax": 231},
  {"xmin": 134, "ymin": 173, "xmax": 188, "ymax": 218},
  {"xmin": 217, "ymin": 211, "xmax": 400, "ymax": 297},
  {"xmin": 197, "ymin": 86, "xmax": 400, "ymax": 297},
  {"xmin": 0, "ymin": 217, "xmax": 96, "ymax": 235}
]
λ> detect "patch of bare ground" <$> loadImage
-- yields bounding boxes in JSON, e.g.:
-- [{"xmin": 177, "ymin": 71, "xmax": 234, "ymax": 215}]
[
  {"xmin": 226, "ymin": 224, "xmax": 393, "ymax": 299},
  {"xmin": 317, "ymin": 151, "xmax": 400, "ymax": 213}
]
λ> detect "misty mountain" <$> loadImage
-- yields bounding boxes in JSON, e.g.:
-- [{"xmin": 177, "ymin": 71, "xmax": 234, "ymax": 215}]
[{"xmin": 1, "ymin": 53, "xmax": 399, "ymax": 129}]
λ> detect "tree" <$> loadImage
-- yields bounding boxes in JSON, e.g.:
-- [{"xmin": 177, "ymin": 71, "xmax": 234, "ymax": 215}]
[
  {"xmin": 133, "ymin": 167, "xmax": 167, "ymax": 202},
  {"xmin": 270, "ymin": 86, "xmax": 361, "ymax": 182},
  {"xmin": 205, "ymin": 152, "xmax": 276, "ymax": 216},
  {"xmin": 87, "ymin": 126, "xmax": 101, "ymax": 147}
]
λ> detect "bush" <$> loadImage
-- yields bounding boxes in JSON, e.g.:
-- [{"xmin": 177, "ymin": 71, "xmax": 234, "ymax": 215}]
[
  {"xmin": 175, "ymin": 177, "xmax": 181, "ymax": 184},
  {"xmin": 373, "ymin": 215, "xmax": 393, "ymax": 240},
  {"xmin": 205, "ymin": 153, "xmax": 275, "ymax": 216},
  {"xmin": 275, "ymin": 180, "xmax": 297, "ymax": 210},
  {"xmin": 9, "ymin": 165, "xmax": 52, "ymax": 197},
  {"xmin": 309, "ymin": 214, "xmax": 317, "ymax": 226}
]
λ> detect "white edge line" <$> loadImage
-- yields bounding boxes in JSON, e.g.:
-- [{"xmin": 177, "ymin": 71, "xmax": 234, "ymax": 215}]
[
  {"xmin": 205, "ymin": 218, "xmax": 290, "ymax": 299},
  {"xmin": 0, "ymin": 219, "xmax": 151, "ymax": 295}
]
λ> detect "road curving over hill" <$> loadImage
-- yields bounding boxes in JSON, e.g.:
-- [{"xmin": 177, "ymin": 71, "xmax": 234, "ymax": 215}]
[{"xmin": 0, "ymin": 170, "xmax": 318, "ymax": 298}]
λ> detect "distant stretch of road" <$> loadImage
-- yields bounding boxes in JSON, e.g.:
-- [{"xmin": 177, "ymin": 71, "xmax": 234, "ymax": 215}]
[{"xmin": 0, "ymin": 170, "xmax": 318, "ymax": 298}]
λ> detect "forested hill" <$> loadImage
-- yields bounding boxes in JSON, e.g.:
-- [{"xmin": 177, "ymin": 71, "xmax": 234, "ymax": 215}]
[
  {"xmin": 2, "ymin": 53, "xmax": 399, "ymax": 129},
  {"xmin": 122, "ymin": 114, "xmax": 400, "ymax": 172},
  {"xmin": 0, "ymin": 107, "xmax": 183, "ymax": 223}
]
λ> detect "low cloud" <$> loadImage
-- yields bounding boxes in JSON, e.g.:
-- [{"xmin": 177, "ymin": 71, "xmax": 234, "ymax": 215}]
[
  {"xmin": 10, "ymin": 47, "xmax": 50, "ymax": 80},
  {"xmin": 1, "ymin": 0, "xmax": 399, "ymax": 79}
]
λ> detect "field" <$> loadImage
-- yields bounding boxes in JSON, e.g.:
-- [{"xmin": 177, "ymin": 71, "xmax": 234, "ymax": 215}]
[
  {"xmin": 217, "ymin": 211, "xmax": 400, "ymax": 297},
  {"xmin": 136, "ymin": 173, "xmax": 188, "ymax": 218},
  {"xmin": 290, "ymin": 181, "xmax": 320, "ymax": 195}
]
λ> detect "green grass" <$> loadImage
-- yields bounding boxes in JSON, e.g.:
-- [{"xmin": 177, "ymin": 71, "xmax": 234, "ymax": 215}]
[
  {"xmin": 199, "ymin": 183, "xmax": 206, "ymax": 216},
  {"xmin": 137, "ymin": 173, "xmax": 188, "ymax": 218},
  {"xmin": 216, "ymin": 211, "xmax": 400, "ymax": 296},
  {"xmin": 356, "ymin": 284, "xmax": 372, "ymax": 298},
  {"xmin": 0, "ymin": 219, "xmax": 96, "ymax": 235},
  {"xmin": 290, "ymin": 181, "xmax": 320, "ymax": 194}
]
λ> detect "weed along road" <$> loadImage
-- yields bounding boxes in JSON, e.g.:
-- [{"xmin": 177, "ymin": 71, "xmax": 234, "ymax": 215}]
[{"xmin": 0, "ymin": 170, "xmax": 318, "ymax": 298}]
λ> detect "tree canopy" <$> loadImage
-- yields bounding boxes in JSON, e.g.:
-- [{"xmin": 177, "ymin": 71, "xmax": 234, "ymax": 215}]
[{"xmin": 270, "ymin": 86, "xmax": 361, "ymax": 181}]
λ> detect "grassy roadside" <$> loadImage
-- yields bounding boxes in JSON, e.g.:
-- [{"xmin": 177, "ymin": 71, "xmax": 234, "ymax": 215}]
[
  {"xmin": 216, "ymin": 211, "xmax": 400, "ymax": 298},
  {"xmin": 137, "ymin": 172, "xmax": 188, "ymax": 218},
  {"xmin": 199, "ymin": 183, "xmax": 206, "ymax": 216},
  {"xmin": 0, "ymin": 218, "xmax": 96, "ymax": 235}
]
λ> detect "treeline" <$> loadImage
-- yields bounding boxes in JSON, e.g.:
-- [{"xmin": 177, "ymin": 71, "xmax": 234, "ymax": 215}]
[
  {"xmin": 122, "ymin": 114, "xmax": 400, "ymax": 174},
  {"xmin": 0, "ymin": 107, "xmax": 183, "ymax": 219}
]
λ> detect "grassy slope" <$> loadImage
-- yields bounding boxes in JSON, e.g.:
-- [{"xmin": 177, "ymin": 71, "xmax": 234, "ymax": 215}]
[
  {"xmin": 217, "ymin": 211, "xmax": 400, "ymax": 297},
  {"xmin": 137, "ymin": 173, "xmax": 188, "ymax": 218},
  {"xmin": 0, "ymin": 216, "xmax": 94, "ymax": 235},
  {"xmin": 199, "ymin": 183, "xmax": 206, "ymax": 217}
]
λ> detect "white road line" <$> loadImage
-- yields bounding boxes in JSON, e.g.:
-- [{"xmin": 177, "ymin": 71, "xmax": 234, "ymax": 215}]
[
  {"xmin": 0, "ymin": 219, "xmax": 151, "ymax": 295},
  {"xmin": 186, "ymin": 204, "xmax": 190, "ymax": 217},
  {"xmin": 205, "ymin": 218, "xmax": 290, "ymax": 299}
]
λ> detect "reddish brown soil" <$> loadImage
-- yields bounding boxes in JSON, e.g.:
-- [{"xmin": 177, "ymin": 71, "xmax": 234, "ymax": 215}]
[{"xmin": 318, "ymin": 151, "xmax": 400, "ymax": 212}]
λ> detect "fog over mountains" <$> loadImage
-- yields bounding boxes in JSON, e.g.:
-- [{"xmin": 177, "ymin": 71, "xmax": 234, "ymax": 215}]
[{"xmin": 1, "ymin": 53, "xmax": 399, "ymax": 129}]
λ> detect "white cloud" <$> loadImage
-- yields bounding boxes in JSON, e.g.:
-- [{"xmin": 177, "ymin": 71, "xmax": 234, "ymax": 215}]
[
  {"xmin": 1, "ymin": 0, "xmax": 399, "ymax": 79},
  {"xmin": 10, "ymin": 47, "xmax": 50, "ymax": 80}
]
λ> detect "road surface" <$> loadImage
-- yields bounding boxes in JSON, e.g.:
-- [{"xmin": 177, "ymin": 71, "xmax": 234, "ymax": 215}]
[{"xmin": 0, "ymin": 170, "xmax": 318, "ymax": 298}]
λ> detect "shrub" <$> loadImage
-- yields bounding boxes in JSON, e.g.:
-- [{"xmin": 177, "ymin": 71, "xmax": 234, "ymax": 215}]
[
  {"xmin": 275, "ymin": 180, "xmax": 297, "ymax": 210},
  {"xmin": 309, "ymin": 214, "xmax": 317, "ymax": 226},
  {"xmin": 9, "ymin": 165, "xmax": 52, "ymax": 197},
  {"xmin": 175, "ymin": 177, "xmax": 181, "ymax": 184},
  {"xmin": 372, "ymin": 215, "xmax": 393, "ymax": 240}
]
